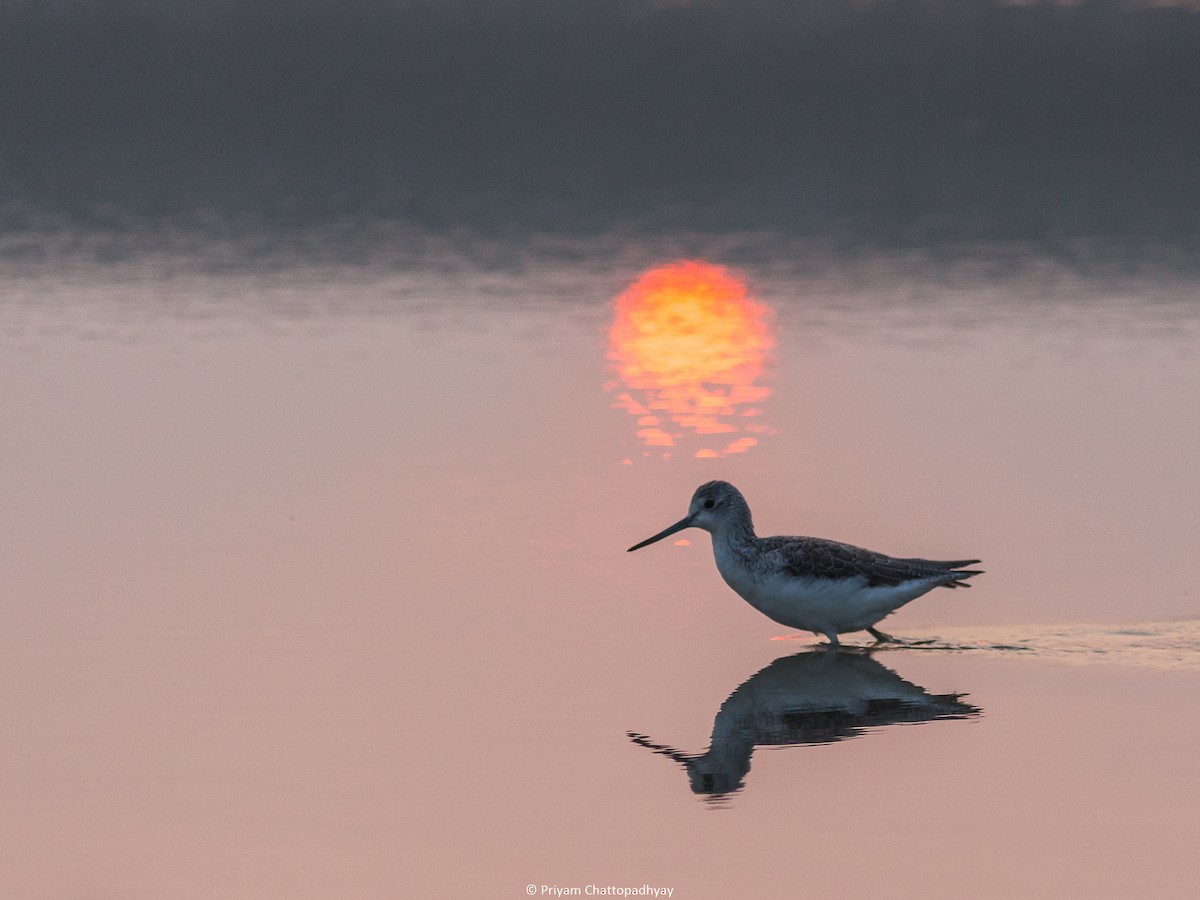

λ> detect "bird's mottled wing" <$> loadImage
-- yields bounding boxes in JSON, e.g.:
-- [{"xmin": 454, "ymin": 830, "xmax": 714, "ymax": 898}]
[{"xmin": 761, "ymin": 537, "xmax": 980, "ymax": 587}]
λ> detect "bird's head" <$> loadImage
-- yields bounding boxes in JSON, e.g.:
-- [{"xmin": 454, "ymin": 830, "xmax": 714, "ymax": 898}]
[{"xmin": 627, "ymin": 480, "xmax": 751, "ymax": 551}]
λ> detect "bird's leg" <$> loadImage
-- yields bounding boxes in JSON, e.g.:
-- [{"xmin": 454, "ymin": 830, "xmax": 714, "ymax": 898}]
[
  {"xmin": 867, "ymin": 626, "xmax": 898, "ymax": 644},
  {"xmin": 823, "ymin": 630, "xmax": 840, "ymax": 649}
]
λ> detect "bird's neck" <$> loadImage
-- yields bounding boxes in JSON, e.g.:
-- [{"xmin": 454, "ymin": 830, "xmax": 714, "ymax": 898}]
[{"xmin": 711, "ymin": 510, "xmax": 757, "ymax": 553}]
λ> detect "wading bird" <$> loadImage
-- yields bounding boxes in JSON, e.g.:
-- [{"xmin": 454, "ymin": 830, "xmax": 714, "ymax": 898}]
[{"xmin": 628, "ymin": 481, "xmax": 982, "ymax": 646}]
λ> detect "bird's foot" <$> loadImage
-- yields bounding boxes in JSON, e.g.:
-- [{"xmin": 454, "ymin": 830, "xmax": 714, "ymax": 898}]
[{"xmin": 867, "ymin": 627, "xmax": 938, "ymax": 647}]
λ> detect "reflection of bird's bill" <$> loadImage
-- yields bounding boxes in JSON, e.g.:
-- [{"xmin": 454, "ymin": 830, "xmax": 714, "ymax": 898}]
[
  {"xmin": 627, "ymin": 731, "xmax": 691, "ymax": 764},
  {"xmin": 627, "ymin": 514, "xmax": 695, "ymax": 552}
]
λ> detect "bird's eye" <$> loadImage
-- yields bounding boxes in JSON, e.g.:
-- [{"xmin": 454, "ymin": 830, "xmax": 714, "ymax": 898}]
[{"xmin": 703, "ymin": 499, "xmax": 715, "ymax": 509}]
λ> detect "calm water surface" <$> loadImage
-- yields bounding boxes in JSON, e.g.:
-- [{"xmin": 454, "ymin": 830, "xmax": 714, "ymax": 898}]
[{"xmin": 1, "ymin": 232, "xmax": 1198, "ymax": 899}]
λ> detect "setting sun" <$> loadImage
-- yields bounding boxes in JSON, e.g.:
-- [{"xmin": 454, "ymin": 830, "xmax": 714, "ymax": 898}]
[{"xmin": 607, "ymin": 260, "xmax": 775, "ymax": 458}]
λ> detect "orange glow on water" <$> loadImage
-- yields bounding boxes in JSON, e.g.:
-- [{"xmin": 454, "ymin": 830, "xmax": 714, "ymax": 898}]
[{"xmin": 608, "ymin": 261, "xmax": 775, "ymax": 458}]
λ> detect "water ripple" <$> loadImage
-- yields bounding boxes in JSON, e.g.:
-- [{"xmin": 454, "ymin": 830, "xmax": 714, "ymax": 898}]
[{"xmin": 871, "ymin": 620, "xmax": 1200, "ymax": 672}]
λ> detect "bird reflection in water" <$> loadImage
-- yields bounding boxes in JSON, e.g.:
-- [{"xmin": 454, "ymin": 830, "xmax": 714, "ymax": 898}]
[
  {"xmin": 628, "ymin": 649, "xmax": 980, "ymax": 799},
  {"xmin": 606, "ymin": 260, "xmax": 775, "ymax": 460}
]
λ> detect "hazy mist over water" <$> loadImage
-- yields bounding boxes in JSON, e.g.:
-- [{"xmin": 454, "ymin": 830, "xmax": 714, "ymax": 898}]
[{"xmin": 4, "ymin": 0, "xmax": 1200, "ymax": 247}]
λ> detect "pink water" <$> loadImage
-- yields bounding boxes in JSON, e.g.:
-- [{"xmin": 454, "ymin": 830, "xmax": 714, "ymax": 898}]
[{"xmin": 2, "ymin": 238, "xmax": 1197, "ymax": 898}]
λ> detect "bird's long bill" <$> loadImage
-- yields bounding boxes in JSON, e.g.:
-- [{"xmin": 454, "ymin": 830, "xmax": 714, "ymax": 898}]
[{"xmin": 627, "ymin": 514, "xmax": 695, "ymax": 552}]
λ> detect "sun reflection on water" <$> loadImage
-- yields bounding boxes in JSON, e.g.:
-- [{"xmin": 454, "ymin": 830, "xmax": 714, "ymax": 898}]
[{"xmin": 606, "ymin": 260, "xmax": 775, "ymax": 459}]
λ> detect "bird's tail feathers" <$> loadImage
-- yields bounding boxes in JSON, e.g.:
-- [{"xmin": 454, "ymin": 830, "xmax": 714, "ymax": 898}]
[
  {"xmin": 920, "ymin": 558, "xmax": 981, "ymax": 570},
  {"xmin": 940, "ymin": 568, "xmax": 984, "ymax": 589}
]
